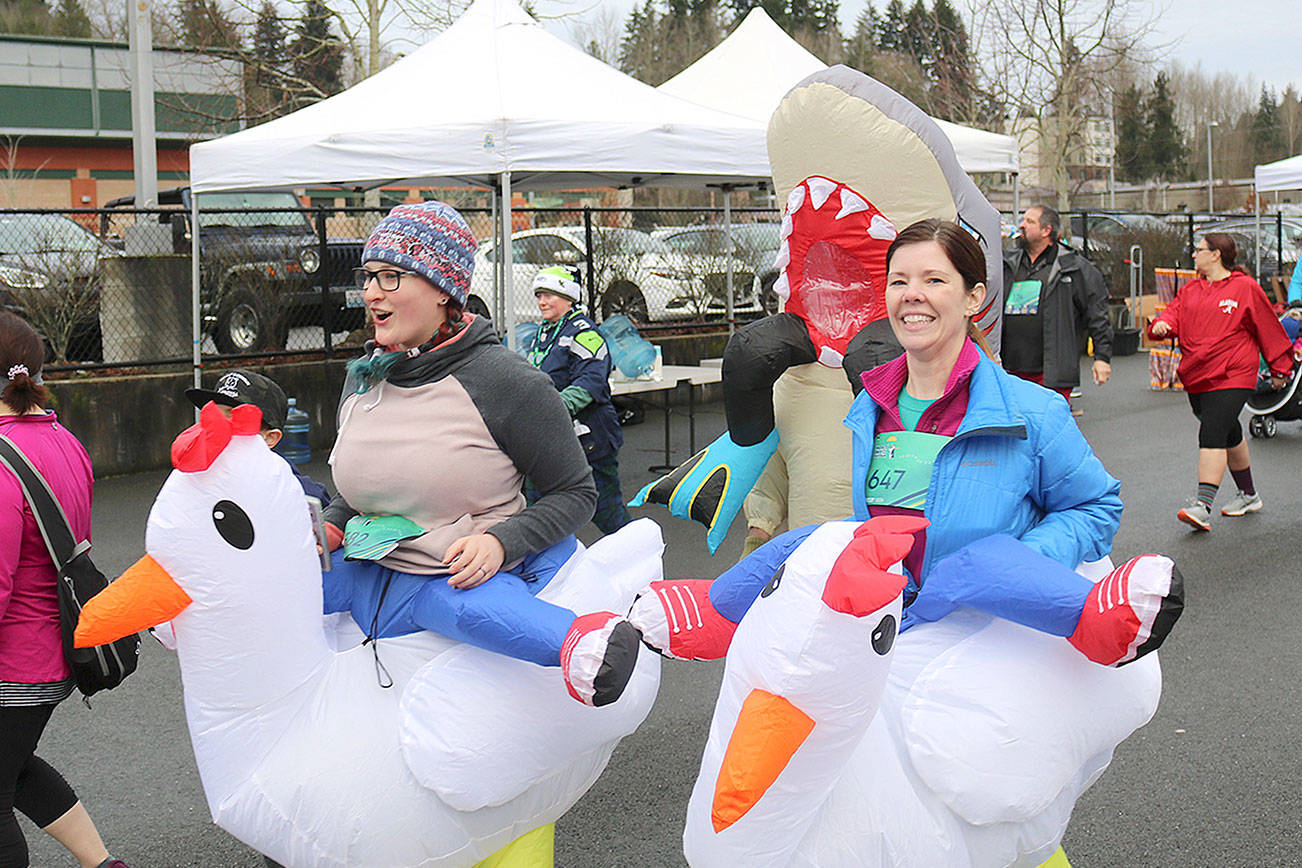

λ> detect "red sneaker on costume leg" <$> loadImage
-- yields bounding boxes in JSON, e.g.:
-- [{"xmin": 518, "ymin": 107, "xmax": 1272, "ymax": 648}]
[
  {"xmin": 1069, "ymin": 555, "xmax": 1184, "ymax": 666},
  {"xmin": 561, "ymin": 612, "xmax": 640, "ymax": 707},
  {"xmin": 627, "ymin": 579, "xmax": 738, "ymax": 661}
]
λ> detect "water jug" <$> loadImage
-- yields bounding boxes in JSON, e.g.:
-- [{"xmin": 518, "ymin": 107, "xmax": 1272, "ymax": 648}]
[
  {"xmin": 279, "ymin": 397, "xmax": 312, "ymax": 465},
  {"xmin": 599, "ymin": 314, "xmax": 657, "ymax": 379},
  {"xmin": 514, "ymin": 321, "xmax": 540, "ymax": 357}
]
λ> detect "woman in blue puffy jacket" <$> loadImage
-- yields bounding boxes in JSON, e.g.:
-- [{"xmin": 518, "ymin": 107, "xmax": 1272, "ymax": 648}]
[{"xmin": 631, "ymin": 219, "xmax": 1180, "ymax": 670}]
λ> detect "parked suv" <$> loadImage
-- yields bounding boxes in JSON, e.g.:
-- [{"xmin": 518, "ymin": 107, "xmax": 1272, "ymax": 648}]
[
  {"xmin": 102, "ymin": 188, "xmax": 363, "ymax": 353},
  {"xmin": 468, "ymin": 225, "xmax": 762, "ymax": 324}
]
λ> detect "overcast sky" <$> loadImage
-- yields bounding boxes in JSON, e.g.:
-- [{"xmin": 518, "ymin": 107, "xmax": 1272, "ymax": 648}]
[{"xmin": 531, "ymin": 0, "xmax": 1300, "ymax": 96}]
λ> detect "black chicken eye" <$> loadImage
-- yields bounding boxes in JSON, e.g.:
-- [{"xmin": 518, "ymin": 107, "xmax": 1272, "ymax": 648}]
[
  {"xmin": 760, "ymin": 564, "xmax": 784, "ymax": 598},
  {"xmin": 871, "ymin": 614, "xmax": 897, "ymax": 655},
  {"xmin": 212, "ymin": 500, "xmax": 254, "ymax": 550}
]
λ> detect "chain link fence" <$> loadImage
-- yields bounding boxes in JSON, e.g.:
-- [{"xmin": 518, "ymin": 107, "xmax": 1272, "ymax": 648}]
[
  {"xmin": 8, "ymin": 200, "xmax": 1295, "ymax": 373},
  {"xmin": 5, "ymin": 202, "xmax": 787, "ymax": 373}
]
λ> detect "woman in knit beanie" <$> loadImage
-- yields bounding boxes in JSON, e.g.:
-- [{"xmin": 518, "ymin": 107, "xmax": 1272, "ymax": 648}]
[{"xmin": 324, "ymin": 201, "xmax": 643, "ymax": 717}]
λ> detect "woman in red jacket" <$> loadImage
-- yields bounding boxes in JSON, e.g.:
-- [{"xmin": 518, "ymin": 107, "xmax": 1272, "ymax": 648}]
[{"xmin": 1149, "ymin": 233, "xmax": 1294, "ymax": 531}]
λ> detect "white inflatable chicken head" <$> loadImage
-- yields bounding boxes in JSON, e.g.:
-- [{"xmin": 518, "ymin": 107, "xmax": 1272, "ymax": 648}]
[{"xmin": 75, "ymin": 400, "xmax": 326, "ymax": 709}]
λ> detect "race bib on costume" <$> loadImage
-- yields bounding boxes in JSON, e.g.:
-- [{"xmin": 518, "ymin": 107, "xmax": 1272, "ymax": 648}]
[
  {"xmin": 1005, "ymin": 280, "xmax": 1042, "ymax": 315},
  {"xmin": 342, "ymin": 514, "xmax": 425, "ymax": 561},
  {"xmin": 864, "ymin": 431, "xmax": 950, "ymax": 510}
]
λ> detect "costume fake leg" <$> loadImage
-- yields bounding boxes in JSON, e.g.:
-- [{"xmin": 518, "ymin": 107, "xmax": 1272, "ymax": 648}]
[{"xmin": 908, "ymin": 535, "xmax": 1183, "ymax": 666}]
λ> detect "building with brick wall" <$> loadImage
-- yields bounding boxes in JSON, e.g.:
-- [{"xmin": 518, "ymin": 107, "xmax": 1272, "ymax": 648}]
[{"xmin": 0, "ymin": 34, "xmax": 241, "ymax": 208}]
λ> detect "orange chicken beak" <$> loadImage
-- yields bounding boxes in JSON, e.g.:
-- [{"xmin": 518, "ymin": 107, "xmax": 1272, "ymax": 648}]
[
  {"xmin": 73, "ymin": 554, "xmax": 192, "ymax": 648},
  {"xmin": 711, "ymin": 688, "xmax": 815, "ymax": 833}
]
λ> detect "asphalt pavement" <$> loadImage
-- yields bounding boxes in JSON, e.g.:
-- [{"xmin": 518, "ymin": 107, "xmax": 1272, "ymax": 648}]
[{"xmin": 21, "ymin": 350, "xmax": 1302, "ymax": 867}]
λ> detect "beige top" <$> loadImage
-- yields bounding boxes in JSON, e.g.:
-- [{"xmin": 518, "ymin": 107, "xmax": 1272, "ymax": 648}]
[{"xmin": 331, "ymin": 378, "xmax": 526, "ymax": 574}]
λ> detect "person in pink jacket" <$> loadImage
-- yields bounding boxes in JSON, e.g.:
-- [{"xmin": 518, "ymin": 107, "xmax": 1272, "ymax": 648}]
[
  {"xmin": 0, "ymin": 313, "xmax": 128, "ymax": 868},
  {"xmin": 1148, "ymin": 233, "xmax": 1295, "ymax": 531}
]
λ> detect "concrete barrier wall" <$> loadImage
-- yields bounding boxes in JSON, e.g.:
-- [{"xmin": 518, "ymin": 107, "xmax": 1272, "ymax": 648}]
[
  {"xmin": 46, "ymin": 332, "xmax": 730, "ymax": 477},
  {"xmin": 47, "ymin": 359, "xmax": 350, "ymax": 478}
]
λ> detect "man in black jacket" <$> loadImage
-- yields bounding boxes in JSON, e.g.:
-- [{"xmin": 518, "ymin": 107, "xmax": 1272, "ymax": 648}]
[{"xmin": 1002, "ymin": 205, "xmax": 1112, "ymax": 407}]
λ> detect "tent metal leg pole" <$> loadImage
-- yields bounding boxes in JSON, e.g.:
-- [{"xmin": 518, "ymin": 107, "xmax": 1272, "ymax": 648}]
[
  {"xmin": 724, "ymin": 187, "xmax": 734, "ymax": 335},
  {"xmin": 501, "ymin": 171, "xmax": 515, "ymax": 350},
  {"xmin": 1255, "ymin": 188, "xmax": 1261, "ymax": 278},
  {"xmin": 191, "ymin": 191, "xmax": 202, "ymax": 412}
]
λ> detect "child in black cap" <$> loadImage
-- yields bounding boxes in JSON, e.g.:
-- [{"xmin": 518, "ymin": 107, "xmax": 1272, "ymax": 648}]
[{"xmin": 185, "ymin": 369, "xmax": 331, "ymax": 505}]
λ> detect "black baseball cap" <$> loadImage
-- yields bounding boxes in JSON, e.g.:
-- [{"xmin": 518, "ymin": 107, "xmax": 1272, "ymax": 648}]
[{"xmin": 185, "ymin": 369, "xmax": 289, "ymax": 430}]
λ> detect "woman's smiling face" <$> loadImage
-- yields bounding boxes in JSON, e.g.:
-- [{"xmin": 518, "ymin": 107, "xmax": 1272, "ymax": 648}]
[
  {"xmin": 884, "ymin": 240, "xmax": 985, "ymax": 362},
  {"xmin": 362, "ymin": 260, "xmax": 450, "ymax": 350}
]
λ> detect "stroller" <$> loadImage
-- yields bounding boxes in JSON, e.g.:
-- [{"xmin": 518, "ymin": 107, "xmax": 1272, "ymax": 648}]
[{"xmin": 1246, "ymin": 309, "xmax": 1302, "ymax": 438}]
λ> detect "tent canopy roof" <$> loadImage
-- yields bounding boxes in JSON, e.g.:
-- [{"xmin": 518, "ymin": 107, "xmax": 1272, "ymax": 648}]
[
  {"xmin": 189, "ymin": 0, "xmax": 770, "ymax": 193},
  {"xmin": 1255, "ymin": 153, "xmax": 1302, "ymax": 192},
  {"xmin": 658, "ymin": 7, "xmax": 1018, "ymax": 175}
]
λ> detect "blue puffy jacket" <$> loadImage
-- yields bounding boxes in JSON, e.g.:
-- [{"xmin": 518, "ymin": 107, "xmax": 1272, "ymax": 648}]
[{"xmin": 847, "ymin": 350, "xmax": 1122, "ymax": 585}]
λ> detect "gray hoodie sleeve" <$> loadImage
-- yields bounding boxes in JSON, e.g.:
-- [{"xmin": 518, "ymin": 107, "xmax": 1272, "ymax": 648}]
[{"xmin": 457, "ymin": 345, "xmax": 597, "ymax": 564}]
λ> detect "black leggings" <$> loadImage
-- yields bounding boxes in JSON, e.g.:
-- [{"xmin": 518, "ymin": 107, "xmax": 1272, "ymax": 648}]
[
  {"xmin": 1188, "ymin": 389, "xmax": 1251, "ymax": 449},
  {"xmin": 0, "ymin": 704, "xmax": 78, "ymax": 868}
]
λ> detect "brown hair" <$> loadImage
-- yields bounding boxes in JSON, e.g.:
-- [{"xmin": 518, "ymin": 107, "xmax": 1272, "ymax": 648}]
[
  {"xmin": 1202, "ymin": 232, "xmax": 1246, "ymax": 273},
  {"xmin": 886, "ymin": 218, "xmax": 995, "ymax": 356},
  {"xmin": 0, "ymin": 313, "xmax": 49, "ymax": 414}
]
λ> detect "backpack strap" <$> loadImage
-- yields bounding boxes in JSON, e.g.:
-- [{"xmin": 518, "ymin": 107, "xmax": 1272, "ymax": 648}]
[{"xmin": 0, "ymin": 434, "xmax": 82, "ymax": 571}]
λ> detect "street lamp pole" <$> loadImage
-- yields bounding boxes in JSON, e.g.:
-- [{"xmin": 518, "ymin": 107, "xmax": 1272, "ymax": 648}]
[{"xmin": 1206, "ymin": 121, "xmax": 1219, "ymax": 213}]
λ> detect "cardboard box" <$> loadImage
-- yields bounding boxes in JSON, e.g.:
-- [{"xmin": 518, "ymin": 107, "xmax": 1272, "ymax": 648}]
[{"xmin": 1122, "ymin": 294, "xmax": 1173, "ymax": 349}]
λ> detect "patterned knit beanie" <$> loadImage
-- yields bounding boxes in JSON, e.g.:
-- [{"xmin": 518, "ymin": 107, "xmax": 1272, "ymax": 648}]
[{"xmin": 361, "ymin": 201, "xmax": 476, "ymax": 306}]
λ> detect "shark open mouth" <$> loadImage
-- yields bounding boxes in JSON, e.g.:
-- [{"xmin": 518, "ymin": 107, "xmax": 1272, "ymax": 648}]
[{"xmin": 773, "ymin": 176, "xmax": 896, "ymax": 365}]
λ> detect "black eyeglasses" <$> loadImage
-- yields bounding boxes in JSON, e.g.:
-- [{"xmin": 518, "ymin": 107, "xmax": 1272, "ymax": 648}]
[
  {"xmin": 1191, "ymin": 245, "xmax": 1211, "ymax": 255},
  {"xmin": 352, "ymin": 267, "xmax": 415, "ymax": 291}
]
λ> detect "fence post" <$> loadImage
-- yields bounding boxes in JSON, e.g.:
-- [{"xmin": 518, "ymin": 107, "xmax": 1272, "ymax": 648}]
[
  {"xmin": 1186, "ymin": 213, "xmax": 1195, "ymax": 267},
  {"xmin": 1277, "ymin": 212, "xmax": 1284, "ymax": 279},
  {"xmin": 583, "ymin": 206, "xmax": 596, "ymax": 315},
  {"xmin": 1080, "ymin": 210, "xmax": 1089, "ymax": 260},
  {"xmin": 316, "ymin": 207, "xmax": 332, "ymax": 357}
]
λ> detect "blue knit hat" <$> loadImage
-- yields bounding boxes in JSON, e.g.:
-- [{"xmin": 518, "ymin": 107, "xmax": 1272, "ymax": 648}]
[{"xmin": 361, "ymin": 201, "xmax": 476, "ymax": 306}]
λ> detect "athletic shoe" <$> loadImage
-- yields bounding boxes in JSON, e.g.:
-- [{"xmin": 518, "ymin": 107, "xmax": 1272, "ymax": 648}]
[
  {"xmin": 560, "ymin": 612, "xmax": 640, "ymax": 707},
  {"xmin": 1069, "ymin": 554, "xmax": 1184, "ymax": 666},
  {"xmin": 1220, "ymin": 491, "xmax": 1263, "ymax": 516},
  {"xmin": 1176, "ymin": 499, "xmax": 1211, "ymax": 531},
  {"xmin": 627, "ymin": 579, "xmax": 738, "ymax": 661},
  {"xmin": 96, "ymin": 860, "xmax": 131, "ymax": 868}
]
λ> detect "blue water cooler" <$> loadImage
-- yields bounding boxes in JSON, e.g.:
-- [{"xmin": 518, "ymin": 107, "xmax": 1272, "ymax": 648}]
[
  {"xmin": 279, "ymin": 397, "xmax": 312, "ymax": 465},
  {"xmin": 599, "ymin": 315, "xmax": 657, "ymax": 378}
]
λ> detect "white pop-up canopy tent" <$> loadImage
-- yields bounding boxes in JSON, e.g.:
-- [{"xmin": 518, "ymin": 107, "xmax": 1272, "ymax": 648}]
[
  {"xmin": 1255, "ymin": 153, "xmax": 1302, "ymax": 192},
  {"xmin": 657, "ymin": 7, "xmax": 1020, "ymax": 177},
  {"xmin": 189, "ymin": 0, "xmax": 768, "ymax": 192},
  {"xmin": 187, "ymin": 0, "xmax": 775, "ymax": 359},
  {"xmin": 1252, "ymin": 154, "xmax": 1302, "ymax": 274}
]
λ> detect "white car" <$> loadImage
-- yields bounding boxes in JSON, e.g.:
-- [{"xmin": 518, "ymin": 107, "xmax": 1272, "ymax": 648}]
[{"xmin": 467, "ymin": 225, "xmax": 762, "ymax": 324}]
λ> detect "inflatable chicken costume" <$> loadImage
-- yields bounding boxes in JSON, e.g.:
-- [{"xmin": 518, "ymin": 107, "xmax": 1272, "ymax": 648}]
[{"xmin": 74, "ymin": 404, "xmax": 661, "ymax": 867}]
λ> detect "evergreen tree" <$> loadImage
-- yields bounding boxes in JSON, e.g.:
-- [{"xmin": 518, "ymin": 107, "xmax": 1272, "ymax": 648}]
[
  {"xmin": 930, "ymin": 0, "xmax": 972, "ymax": 120},
  {"xmin": 1144, "ymin": 72, "xmax": 1186, "ymax": 181},
  {"xmin": 1250, "ymin": 84, "xmax": 1286, "ymax": 164},
  {"xmin": 1113, "ymin": 82, "xmax": 1147, "ymax": 182},
  {"xmin": 842, "ymin": 4, "xmax": 880, "ymax": 75},
  {"xmin": 878, "ymin": 0, "xmax": 906, "ymax": 52},
  {"xmin": 178, "ymin": 0, "xmax": 241, "ymax": 51},
  {"xmin": 249, "ymin": 1, "xmax": 290, "ymax": 117},
  {"xmin": 292, "ymin": 0, "xmax": 343, "ymax": 103},
  {"xmin": 903, "ymin": 0, "xmax": 932, "ymax": 73},
  {"xmin": 52, "ymin": 0, "xmax": 92, "ymax": 37}
]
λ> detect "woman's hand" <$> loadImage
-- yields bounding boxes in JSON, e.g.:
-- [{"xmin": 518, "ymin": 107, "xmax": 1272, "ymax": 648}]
[
  {"xmin": 1150, "ymin": 320, "xmax": 1172, "ymax": 338},
  {"xmin": 444, "ymin": 533, "xmax": 506, "ymax": 589}
]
